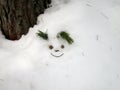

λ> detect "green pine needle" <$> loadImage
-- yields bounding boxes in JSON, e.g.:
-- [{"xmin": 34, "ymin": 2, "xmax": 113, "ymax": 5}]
[
  {"xmin": 37, "ymin": 30, "xmax": 48, "ymax": 40},
  {"xmin": 57, "ymin": 31, "xmax": 74, "ymax": 44}
]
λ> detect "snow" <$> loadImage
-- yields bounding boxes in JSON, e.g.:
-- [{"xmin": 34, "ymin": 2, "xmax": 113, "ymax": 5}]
[{"xmin": 0, "ymin": 0, "xmax": 120, "ymax": 90}]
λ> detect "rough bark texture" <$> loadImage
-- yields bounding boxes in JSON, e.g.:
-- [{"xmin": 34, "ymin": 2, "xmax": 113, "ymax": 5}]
[{"xmin": 0, "ymin": 0, "xmax": 51, "ymax": 40}]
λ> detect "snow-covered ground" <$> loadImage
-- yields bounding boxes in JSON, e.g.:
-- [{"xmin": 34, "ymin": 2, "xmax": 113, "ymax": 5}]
[{"xmin": 0, "ymin": 0, "xmax": 120, "ymax": 90}]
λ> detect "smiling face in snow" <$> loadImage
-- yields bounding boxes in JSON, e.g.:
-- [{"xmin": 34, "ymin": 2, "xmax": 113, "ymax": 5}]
[
  {"xmin": 37, "ymin": 30, "xmax": 74, "ymax": 58},
  {"xmin": 47, "ymin": 37, "xmax": 66, "ymax": 57},
  {"xmin": 48, "ymin": 44, "xmax": 64, "ymax": 57}
]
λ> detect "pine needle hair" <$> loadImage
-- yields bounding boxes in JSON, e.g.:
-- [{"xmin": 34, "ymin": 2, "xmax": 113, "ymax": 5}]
[
  {"xmin": 37, "ymin": 30, "xmax": 74, "ymax": 45},
  {"xmin": 57, "ymin": 31, "xmax": 74, "ymax": 44},
  {"xmin": 37, "ymin": 30, "xmax": 48, "ymax": 40}
]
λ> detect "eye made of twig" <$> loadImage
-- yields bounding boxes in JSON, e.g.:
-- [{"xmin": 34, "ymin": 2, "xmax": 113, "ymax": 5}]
[
  {"xmin": 49, "ymin": 45, "xmax": 53, "ymax": 50},
  {"xmin": 61, "ymin": 45, "xmax": 65, "ymax": 49}
]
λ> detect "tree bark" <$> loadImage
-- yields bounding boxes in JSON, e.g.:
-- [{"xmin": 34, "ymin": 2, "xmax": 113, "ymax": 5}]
[{"xmin": 0, "ymin": 0, "xmax": 51, "ymax": 40}]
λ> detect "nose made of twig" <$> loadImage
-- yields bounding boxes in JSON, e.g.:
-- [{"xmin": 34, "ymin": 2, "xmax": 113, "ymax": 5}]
[{"xmin": 55, "ymin": 50, "xmax": 60, "ymax": 52}]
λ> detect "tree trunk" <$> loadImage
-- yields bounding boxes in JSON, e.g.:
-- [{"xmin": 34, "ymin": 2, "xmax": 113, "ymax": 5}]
[{"xmin": 0, "ymin": 0, "xmax": 51, "ymax": 40}]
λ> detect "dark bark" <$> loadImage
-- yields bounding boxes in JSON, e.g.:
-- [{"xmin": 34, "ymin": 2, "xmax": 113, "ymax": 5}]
[{"xmin": 0, "ymin": 0, "xmax": 51, "ymax": 40}]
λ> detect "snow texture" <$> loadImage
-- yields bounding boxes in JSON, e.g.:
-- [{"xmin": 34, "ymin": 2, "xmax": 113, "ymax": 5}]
[{"xmin": 0, "ymin": 0, "xmax": 120, "ymax": 90}]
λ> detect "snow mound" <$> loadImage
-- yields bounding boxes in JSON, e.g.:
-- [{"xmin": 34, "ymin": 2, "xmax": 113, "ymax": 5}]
[{"xmin": 0, "ymin": 0, "xmax": 120, "ymax": 90}]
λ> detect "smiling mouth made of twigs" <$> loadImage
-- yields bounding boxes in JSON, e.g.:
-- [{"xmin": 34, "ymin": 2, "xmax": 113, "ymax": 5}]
[{"xmin": 50, "ymin": 53, "xmax": 64, "ymax": 57}]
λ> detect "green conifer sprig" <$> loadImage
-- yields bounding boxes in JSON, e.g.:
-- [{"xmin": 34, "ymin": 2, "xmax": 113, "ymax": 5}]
[
  {"xmin": 57, "ymin": 31, "xmax": 74, "ymax": 44},
  {"xmin": 37, "ymin": 30, "xmax": 48, "ymax": 40}
]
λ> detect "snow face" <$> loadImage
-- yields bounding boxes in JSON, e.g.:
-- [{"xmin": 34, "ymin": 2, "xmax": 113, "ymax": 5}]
[
  {"xmin": 48, "ymin": 38, "xmax": 65, "ymax": 58},
  {"xmin": 37, "ymin": 30, "xmax": 73, "ymax": 58},
  {"xmin": 0, "ymin": 0, "xmax": 120, "ymax": 90}
]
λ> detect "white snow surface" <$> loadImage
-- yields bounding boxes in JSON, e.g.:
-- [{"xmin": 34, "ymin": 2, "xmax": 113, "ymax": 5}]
[{"xmin": 0, "ymin": 0, "xmax": 120, "ymax": 90}]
